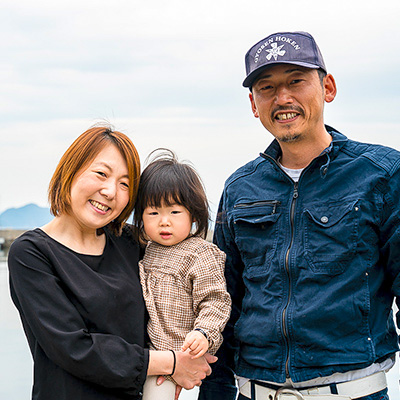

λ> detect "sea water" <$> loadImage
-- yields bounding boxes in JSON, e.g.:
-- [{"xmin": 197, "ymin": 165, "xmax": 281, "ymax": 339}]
[{"xmin": 0, "ymin": 259, "xmax": 398, "ymax": 399}]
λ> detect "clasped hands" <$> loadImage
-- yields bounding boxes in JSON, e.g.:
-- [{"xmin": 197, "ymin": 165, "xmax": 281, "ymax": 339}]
[{"xmin": 157, "ymin": 330, "xmax": 216, "ymax": 399}]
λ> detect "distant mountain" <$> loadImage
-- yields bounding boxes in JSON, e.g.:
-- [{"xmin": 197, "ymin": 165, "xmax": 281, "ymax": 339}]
[{"xmin": 0, "ymin": 204, "xmax": 52, "ymax": 229}]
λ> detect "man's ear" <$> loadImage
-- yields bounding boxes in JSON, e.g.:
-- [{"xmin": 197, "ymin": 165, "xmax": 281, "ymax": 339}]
[
  {"xmin": 324, "ymin": 73, "xmax": 337, "ymax": 103},
  {"xmin": 249, "ymin": 92, "xmax": 259, "ymax": 118}
]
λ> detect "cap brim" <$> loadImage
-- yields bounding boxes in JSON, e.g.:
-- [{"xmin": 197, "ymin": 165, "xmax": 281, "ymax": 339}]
[{"xmin": 242, "ymin": 61, "xmax": 322, "ymax": 88}]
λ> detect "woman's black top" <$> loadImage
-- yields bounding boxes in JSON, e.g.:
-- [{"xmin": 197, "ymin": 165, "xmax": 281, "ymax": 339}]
[{"xmin": 8, "ymin": 226, "xmax": 148, "ymax": 400}]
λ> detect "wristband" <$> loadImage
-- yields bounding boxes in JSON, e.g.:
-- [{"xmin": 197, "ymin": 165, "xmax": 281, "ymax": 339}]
[
  {"xmin": 194, "ymin": 327, "xmax": 208, "ymax": 339},
  {"xmin": 168, "ymin": 350, "xmax": 176, "ymax": 376}
]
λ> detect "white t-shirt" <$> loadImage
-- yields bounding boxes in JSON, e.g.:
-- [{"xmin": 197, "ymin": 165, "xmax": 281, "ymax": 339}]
[{"xmin": 278, "ymin": 162, "xmax": 303, "ymax": 182}]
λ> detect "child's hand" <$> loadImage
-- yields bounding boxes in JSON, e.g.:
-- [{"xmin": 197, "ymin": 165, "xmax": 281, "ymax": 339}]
[{"xmin": 181, "ymin": 330, "xmax": 209, "ymax": 359}]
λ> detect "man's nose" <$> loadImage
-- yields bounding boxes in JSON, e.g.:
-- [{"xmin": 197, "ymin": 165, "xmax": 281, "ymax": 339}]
[{"xmin": 275, "ymin": 85, "xmax": 293, "ymax": 105}]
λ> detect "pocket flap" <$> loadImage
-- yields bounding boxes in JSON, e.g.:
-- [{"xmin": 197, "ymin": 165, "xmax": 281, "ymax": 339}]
[{"xmin": 305, "ymin": 199, "xmax": 359, "ymax": 228}]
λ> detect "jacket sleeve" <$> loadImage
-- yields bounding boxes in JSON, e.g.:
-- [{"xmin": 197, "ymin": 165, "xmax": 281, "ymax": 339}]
[
  {"xmin": 8, "ymin": 236, "xmax": 149, "ymax": 393},
  {"xmin": 199, "ymin": 191, "xmax": 243, "ymax": 400},
  {"xmin": 188, "ymin": 243, "xmax": 232, "ymax": 355},
  {"xmin": 380, "ymin": 164, "xmax": 400, "ymax": 333}
]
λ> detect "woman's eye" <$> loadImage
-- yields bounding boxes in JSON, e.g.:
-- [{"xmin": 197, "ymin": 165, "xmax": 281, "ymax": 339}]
[
  {"xmin": 96, "ymin": 171, "xmax": 106, "ymax": 177},
  {"xmin": 121, "ymin": 182, "xmax": 129, "ymax": 189}
]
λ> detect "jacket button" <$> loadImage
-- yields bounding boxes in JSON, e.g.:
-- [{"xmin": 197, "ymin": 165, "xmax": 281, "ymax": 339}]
[{"xmin": 321, "ymin": 216, "xmax": 329, "ymax": 223}]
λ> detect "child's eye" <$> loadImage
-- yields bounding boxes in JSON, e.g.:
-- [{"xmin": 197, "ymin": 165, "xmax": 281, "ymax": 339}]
[{"xmin": 171, "ymin": 210, "xmax": 181, "ymax": 214}]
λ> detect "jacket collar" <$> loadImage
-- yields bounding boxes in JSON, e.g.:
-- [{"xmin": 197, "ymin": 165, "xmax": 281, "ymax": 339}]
[
  {"xmin": 261, "ymin": 125, "xmax": 348, "ymax": 160},
  {"xmin": 325, "ymin": 125, "xmax": 348, "ymax": 157},
  {"xmin": 260, "ymin": 125, "xmax": 348, "ymax": 179}
]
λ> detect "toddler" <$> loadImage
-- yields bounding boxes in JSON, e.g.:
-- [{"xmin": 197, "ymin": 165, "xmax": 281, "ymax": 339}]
[{"xmin": 134, "ymin": 150, "xmax": 231, "ymax": 400}]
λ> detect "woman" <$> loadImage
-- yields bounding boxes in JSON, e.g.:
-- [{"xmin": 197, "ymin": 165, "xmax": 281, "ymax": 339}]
[{"xmin": 8, "ymin": 126, "xmax": 214, "ymax": 400}]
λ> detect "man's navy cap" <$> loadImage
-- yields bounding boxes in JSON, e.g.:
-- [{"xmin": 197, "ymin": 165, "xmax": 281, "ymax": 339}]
[{"xmin": 243, "ymin": 31, "xmax": 327, "ymax": 88}]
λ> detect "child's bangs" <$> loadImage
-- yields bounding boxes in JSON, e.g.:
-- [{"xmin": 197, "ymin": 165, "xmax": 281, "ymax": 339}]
[{"xmin": 144, "ymin": 184, "xmax": 184, "ymax": 209}]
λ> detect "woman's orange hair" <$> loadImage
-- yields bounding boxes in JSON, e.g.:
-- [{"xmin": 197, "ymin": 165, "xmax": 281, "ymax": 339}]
[{"xmin": 48, "ymin": 126, "xmax": 140, "ymax": 235}]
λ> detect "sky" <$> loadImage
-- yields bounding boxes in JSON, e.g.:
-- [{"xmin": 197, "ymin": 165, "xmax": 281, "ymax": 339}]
[{"xmin": 1, "ymin": 0, "xmax": 400, "ymax": 220}]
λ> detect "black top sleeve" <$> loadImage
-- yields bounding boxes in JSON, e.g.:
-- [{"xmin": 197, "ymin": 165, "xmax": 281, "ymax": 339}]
[{"xmin": 8, "ymin": 226, "xmax": 149, "ymax": 400}]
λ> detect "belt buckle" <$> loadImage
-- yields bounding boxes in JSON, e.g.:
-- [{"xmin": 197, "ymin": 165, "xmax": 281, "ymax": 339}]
[{"xmin": 274, "ymin": 388, "xmax": 305, "ymax": 400}]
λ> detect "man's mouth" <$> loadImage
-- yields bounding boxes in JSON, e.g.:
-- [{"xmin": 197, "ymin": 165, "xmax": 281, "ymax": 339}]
[
  {"xmin": 275, "ymin": 112, "xmax": 299, "ymax": 121},
  {"xmin": 89, "ymin": 200, "xmax": 110, "ymax": 212}
]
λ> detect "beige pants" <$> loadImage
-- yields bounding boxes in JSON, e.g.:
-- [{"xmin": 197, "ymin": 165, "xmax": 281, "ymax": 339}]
[{"xmin": 142, "ymin": 376, "xmax": 176, "ymax": 400}]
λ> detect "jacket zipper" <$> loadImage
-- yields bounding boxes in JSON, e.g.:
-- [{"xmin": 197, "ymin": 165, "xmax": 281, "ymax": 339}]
[
  {"xmin": 259, "ymin": 152, "xmax": 303, "ymax": 378},
  {"xmin": 282, "ymin": 181, "xmax": 298, "ymax": 378},
  {"xmin": 259, "ymin": 150, "xmax": 333, "ymax": 378}
]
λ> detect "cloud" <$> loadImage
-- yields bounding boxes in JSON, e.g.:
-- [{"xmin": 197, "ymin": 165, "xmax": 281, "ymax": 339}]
[{"xmin": 0, "ymin": 0, "xmax": 399, "ymax": 215}]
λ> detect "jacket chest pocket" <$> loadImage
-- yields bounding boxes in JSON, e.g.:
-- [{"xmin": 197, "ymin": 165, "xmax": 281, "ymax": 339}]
[
  {"xmin": 232, "ymin": 201, "xmax": 281, "ymax": 276},
  {"xmin": 303, "ymin": 199, "xmax": 360, "ymax": 275}
]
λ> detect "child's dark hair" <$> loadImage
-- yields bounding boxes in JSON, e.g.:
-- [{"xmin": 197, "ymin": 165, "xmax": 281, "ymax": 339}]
[{"xmin": 134, "ymin": 149, "xmax": 209, "ymax": 244}]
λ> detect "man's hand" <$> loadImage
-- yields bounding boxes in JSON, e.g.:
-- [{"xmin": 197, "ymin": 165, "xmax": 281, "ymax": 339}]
[{"xmin": 181, "ymin": 330, "xmax": 209, "ymax": 359}]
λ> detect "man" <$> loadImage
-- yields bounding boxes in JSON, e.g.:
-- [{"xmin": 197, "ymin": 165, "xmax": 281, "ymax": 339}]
[{"xmin": 199, "ymin": 31, "xmax": 399, "ymax": 400}]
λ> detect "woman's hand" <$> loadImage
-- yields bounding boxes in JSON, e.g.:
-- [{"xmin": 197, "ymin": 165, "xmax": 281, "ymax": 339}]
[
  {"xmin": 156, "ymin": 377, "xmax": 183, "ymax": 399},
  {"xmin": 174, "ymin": 385, "xmax": 182, "ymax": 400},
  {"xmin": 172, "ymin": 351, "xmax": 217, "ymax": 389}
]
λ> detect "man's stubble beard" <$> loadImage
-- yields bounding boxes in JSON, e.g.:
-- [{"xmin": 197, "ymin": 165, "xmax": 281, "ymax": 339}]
[{"xmin": 279, "ymin": 132, "xmax": 302, "ymax": 143}]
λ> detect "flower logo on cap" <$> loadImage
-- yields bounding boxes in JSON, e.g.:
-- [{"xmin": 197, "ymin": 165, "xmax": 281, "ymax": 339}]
[{"xmin": 266, "ymin": 43, "xmax": 286, "ymax": 61}]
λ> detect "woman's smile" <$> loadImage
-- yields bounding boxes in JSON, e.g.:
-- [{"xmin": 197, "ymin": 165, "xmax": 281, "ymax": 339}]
[
  {"xmin": 89, "ymin": 199, "xmax": 111, "ymax": 214},
  {"xmin": 69, "ymin": 144, "xmax": 130, "ymax": 232}
]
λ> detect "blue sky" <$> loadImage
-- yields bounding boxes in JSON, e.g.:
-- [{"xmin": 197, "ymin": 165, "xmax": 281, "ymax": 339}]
[{"xmin": 1, "ymin": 0, "xmax": 400, "ymax": 219}]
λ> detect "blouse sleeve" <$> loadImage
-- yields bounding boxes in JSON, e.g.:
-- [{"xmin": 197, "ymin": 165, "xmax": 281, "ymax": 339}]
[
  {"xmin": 8, "ymin": 234, "xmax": 149, "ymax": 393},
  {"xmin": 187, "ymin": 243, "xmax": 232, "ymax": 354}
]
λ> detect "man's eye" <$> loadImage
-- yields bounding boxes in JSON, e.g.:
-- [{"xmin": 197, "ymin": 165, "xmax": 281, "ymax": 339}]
[{"xmin": 291, "ymin": 79, "xmax": 303, "ymax": 84}]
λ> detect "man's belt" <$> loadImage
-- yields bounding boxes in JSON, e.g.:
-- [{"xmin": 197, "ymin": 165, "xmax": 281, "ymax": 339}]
[{"xmin": 239, "ymin": 371, "xmax": 387, "ymax": 400}]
